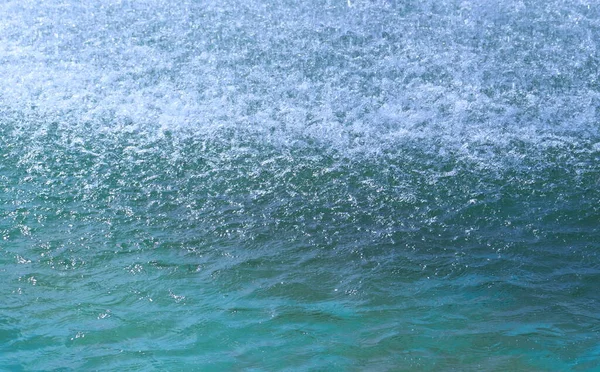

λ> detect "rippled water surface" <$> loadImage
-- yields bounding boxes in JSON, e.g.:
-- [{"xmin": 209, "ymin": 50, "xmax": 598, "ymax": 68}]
[{"xmin": 1, "ymin": 0, "xmax": 600, "ymax": 370}]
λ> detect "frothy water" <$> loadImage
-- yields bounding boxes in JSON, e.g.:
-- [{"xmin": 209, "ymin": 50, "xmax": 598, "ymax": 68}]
[{"xmin": 1, "ymin": 0, "xmax": 599, "ymax": 370}]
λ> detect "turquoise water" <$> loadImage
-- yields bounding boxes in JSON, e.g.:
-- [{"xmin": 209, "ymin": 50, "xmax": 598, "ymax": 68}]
[{"xmin": 1, "ymin": 0, "xmax": 600, "ymax": 370}]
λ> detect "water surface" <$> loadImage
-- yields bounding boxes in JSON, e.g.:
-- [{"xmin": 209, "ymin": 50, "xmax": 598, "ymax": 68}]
[{"xmin": 1, "ymin": 0, "xmax": 599, "ymax": 370}]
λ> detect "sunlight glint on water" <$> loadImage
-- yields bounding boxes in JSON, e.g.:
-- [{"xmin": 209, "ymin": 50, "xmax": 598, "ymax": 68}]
[{"xmin": 1, "ymin": 0, "xmax": 599, "ymax": 370}]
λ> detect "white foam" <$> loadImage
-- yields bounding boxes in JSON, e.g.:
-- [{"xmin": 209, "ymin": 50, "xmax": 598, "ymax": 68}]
[{"xmin": 0, "ymin": 0, "xmax": 598, "ymax": 166}]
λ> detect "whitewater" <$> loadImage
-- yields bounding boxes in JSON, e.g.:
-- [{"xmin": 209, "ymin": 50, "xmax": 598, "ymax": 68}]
[{"xmin": 1, "ymin": 0, "xmax": 599, "ymax": 370}]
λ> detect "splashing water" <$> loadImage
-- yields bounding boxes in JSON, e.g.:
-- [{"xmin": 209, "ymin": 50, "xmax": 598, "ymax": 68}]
[{"xmin": 1, "ymin": 0, "xmax": 599, "ymax": 370}]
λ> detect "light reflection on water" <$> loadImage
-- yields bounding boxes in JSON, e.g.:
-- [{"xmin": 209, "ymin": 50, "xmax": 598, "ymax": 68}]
[{"xmin": 1, "ymin": 0, "xmax": 599, "ymax": 370}]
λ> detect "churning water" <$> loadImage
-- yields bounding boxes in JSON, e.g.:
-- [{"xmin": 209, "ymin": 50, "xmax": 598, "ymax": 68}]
[{"xmin": 1, "ymin": 0, "xmax": 599, "ymax": 370}]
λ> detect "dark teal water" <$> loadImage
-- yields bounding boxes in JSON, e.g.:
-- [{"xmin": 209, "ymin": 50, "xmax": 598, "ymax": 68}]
[{"xmin": 1, "ymin": 0, "xmax": 600, "ymax": 370}]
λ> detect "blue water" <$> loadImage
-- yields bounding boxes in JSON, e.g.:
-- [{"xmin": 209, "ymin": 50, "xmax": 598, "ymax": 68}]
[{"xmin": 1, "ymin": 0, "xmax": 600, "ymax": 370}]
